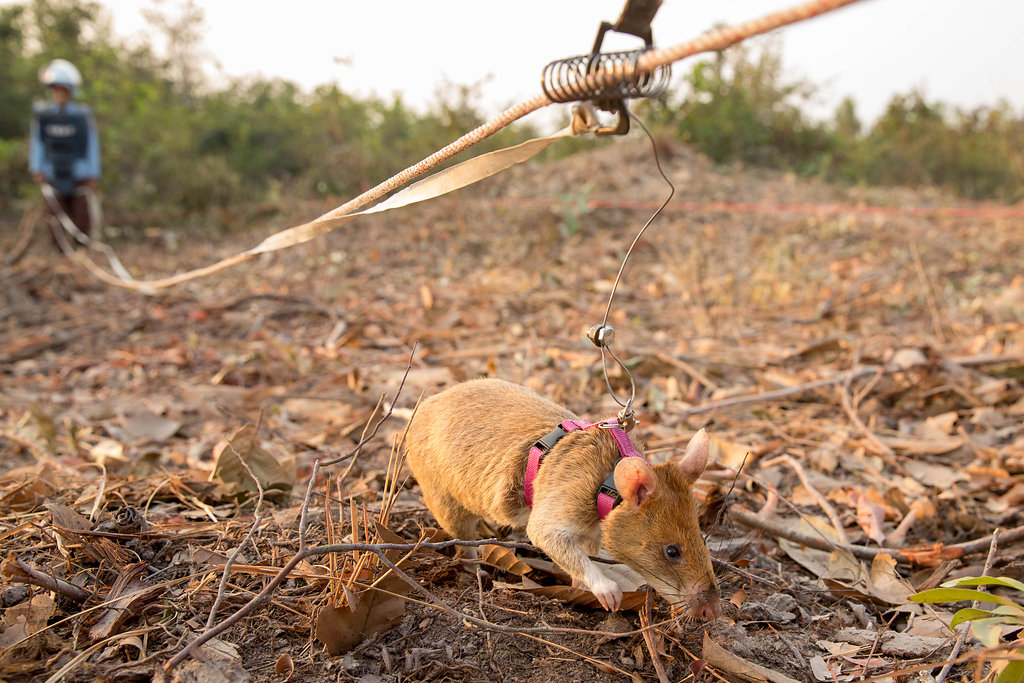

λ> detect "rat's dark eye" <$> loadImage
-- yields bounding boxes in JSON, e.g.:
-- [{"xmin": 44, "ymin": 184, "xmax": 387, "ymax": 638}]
[{"xmin": 664, "ymin": 545, "xmax": 682, "ymax": 562}]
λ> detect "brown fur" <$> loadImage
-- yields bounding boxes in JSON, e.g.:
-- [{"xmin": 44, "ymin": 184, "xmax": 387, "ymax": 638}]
[{"xmin": 405, "ymin": 378, "xmax": 719, "ymax": 617}]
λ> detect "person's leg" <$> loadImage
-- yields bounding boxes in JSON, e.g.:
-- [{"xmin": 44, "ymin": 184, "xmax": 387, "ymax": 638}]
[
  {"xmin": 70, "ymin": 190, "xmax": 91, "ymax": 239},
  {"xmin": 45, "ymin": 194, "xmax": 76, "ymax": 249}
]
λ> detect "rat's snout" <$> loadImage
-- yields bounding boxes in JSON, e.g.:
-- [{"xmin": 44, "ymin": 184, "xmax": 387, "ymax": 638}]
[{"xmin": 688, "ymin": 587, "xmax": 720, "ymax": 621}]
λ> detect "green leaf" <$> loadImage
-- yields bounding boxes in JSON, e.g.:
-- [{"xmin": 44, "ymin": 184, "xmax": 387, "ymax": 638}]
[
  {"xmin": 992, "ymin": 604, "xmax": 1024, "ymax": 622},
  {"xmin": 995, "ymin": 656, "xmax": 1024, "ymax": 683},
  {"xmin": 951, "ymin": 607, "xmax": 999, "ymax": 628},
  {"xmin": 910, "ymin": 588, "xmax": 1022, "ymax": 608},
  {"xmin": 971, "ymin": 617, "xmax": 1008, "ymax": 649},
  {"xmin": 941, "ymin": 576, "xmax": 1024, "ymax": 593}
]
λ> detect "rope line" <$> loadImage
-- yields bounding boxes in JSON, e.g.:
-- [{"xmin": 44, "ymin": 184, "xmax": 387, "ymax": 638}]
[{"xmin": 487, "ymin": 198, "xmax": 1024, "ymax": 219}]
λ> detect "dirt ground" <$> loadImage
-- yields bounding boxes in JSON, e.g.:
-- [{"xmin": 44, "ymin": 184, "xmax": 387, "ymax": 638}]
[{"xmin": 1, "ymin": 137, "xmax": 1023, "ymax": 682}]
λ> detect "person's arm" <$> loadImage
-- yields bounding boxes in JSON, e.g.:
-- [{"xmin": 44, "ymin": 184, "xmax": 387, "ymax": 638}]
[
  {"xmin": 83, "ymin": 108, "xmax": 100, "ymax": 184},
  {"xmin": 28, "ymin": 112, "xmax": 44, "ymax": 183}
]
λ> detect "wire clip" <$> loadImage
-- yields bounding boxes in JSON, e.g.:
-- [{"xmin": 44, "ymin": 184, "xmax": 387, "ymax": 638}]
[
  {"xmin": 541, "ymin": 0, "xmax": 670, "ymax": 136},
  {"xmin": 587, "ymin": 324, "xmax": 616, "ymax": 348}
]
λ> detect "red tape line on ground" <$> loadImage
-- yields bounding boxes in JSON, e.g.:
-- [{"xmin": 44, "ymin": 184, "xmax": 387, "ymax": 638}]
[{"xmin": 491, "ymin": 197, "xmax": 1024, "ymax": 219}]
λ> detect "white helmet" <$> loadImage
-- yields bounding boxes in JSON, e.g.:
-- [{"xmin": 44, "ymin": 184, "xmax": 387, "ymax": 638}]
[{"xmin": 39, "ymin": 59, "xmax": 82, "ymax": 95}]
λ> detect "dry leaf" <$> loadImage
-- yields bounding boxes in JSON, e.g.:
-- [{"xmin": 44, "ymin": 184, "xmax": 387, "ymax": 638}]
[
  {"xmin": 122, "ymin": 410, "xmax": 181, "ymax": 442},
  {"xmin": 89, "ymin": 439, "xmax": 127, "ymax": 466},
  {"xmin": 209, "ymin": 424, "xmax": 296, "ymax": 499},
  {"xmin": 314, "ymin": 574, "xmax": 410, "ymax": 655},
  {"xmin": 901, "ymin": 460, "xmax": 967, "ymax": 488},
  {"xmin": 849, "ymin": 489, "xmax": 886, "ymax": 545},
  {"xmin": 0, "ymin": 463, "xmax": 60, "ymax": 511},
  {"xmin": 865, "ymin": 553, "xmax": 914, "ymax": 605},
  {"xmin": 898, "ymin": 543, "xmax": 961, "ymax": 567},
  {"xmin": 480, "ymin": 544, "xmax": 532, "ymax": 576},
  {"xmin": 0, "ymin": 593, "xmax": 55, "ymax": 648},
  {"xmin": 821, "ymin": 552, "xmax": 916, "ymax": 607},
  {"xmin": 46, "ymin": 502, "xmax": 91, "ymax": 531},
  {"xmin": 923, "ymin": 412, "xmax": 959, "ymax": 437},
  {"xmin": 274, "ymin": 653, "xmax": 294, "ymax": 682},
  {"xmin": 988, "ymin": 481, "xmax": 1024, "ymax": 513},
  {"xmin": 878, "ymin": 434, "xmax": 964, "ymax": 456},
  {"xmin": 89, "ymin": 563, "xmax": 166, "ymax": 641},
  {"xmin": 710, "ymin": 435, "xmax": 751, "ymax": 470},
  {"xmin": 702, "ymin": 632, "xmax": 801, "ymax": 683}
]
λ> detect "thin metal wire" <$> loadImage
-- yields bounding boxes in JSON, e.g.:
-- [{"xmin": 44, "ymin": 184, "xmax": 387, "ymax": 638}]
[
  {"xmin": 597, "ymin": 111, "xmax": 675, "ymax": 412},
  {"xmin": 600, "ymin": 113, "xmax": 675, "ymax": 327}
]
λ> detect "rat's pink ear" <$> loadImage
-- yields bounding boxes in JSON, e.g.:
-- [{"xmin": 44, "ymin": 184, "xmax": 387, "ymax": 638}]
[
  {"xmin": 677, "ymin": 429, "xmax": 710, "ymax": 480},
  {"xmin": 614, "ymin": 458, "xmax": 657, "ymax": 506}
]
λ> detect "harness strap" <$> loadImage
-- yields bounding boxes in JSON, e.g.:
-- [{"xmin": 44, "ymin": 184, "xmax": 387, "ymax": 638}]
[
  {"xmin": 525, "ymin": 419, "xmax": 591, "ymax": 507},
  {"xmin": 525, "ymin": 418, "xmax": 648, "ymax": 520}
]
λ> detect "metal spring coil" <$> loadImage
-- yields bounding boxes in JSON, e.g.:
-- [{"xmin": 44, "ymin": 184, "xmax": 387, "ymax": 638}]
[{"xmin": 541, "ymin": 49, "xmax": 671, "ymax": 104}]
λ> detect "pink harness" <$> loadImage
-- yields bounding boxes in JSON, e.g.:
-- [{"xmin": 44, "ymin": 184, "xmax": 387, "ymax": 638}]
[{"xmin": 524, "ymin": 419, "xmax": 648, "ymax": 519}]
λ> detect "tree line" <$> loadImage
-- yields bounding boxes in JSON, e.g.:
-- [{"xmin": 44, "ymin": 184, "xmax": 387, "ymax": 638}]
[{"xmin": 3, "ymin": 0, "xmax": 1022, "ymax": 234}]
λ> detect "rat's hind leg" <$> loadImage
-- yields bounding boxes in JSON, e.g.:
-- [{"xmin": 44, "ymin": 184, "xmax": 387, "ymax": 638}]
[{"xmin": 416, "ymin": 479, "xmax": 482, "ymax": 548}]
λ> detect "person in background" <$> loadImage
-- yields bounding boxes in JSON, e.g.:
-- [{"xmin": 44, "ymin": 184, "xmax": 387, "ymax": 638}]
[{"xmin": 29, "ymin": 59, "xmax": 101, "ymax": 246}]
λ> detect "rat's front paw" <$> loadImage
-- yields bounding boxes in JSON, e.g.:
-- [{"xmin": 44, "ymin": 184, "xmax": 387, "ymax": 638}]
[{"xmin": 589, "ymin": 574, "xmax": 622, "ymax": 612}]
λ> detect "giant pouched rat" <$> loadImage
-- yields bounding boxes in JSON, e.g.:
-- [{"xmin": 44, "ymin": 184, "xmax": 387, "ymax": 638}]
[{"xmin": 405, "ymin": 378, "xmax": 719, "ymax": 618}]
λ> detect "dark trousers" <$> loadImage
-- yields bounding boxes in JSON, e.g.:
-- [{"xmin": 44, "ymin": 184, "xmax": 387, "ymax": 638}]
[{"xmin": 45, "ymin": 187, "xmax": 91, "ymax": 248}]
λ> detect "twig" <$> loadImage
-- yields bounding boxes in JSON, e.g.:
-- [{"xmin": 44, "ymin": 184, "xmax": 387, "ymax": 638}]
[
  {"xmin": 839, "ymin": 358, "xmax": 898, "ymax": 465},
  {"xmin": 1, "ymin": 555, "xmax": 91, "ymax": 602},
  {"xmin": 43, "ymin": 626, "xmax": 161, "ymax": 683},
  {"xmin": 206, "ymin": 438, "xmax": 267, "ymax": 629},
  {"xmin": 860, "ymin": 642, "xmax": 1024, "ymax": 682},
  {"xmin": 763, "ymin": 454, "xmax": 850, "ymax": 545},
  {"xmin": 936, "ymin": 529, "xmax": 1001, "ymax": 683},
  {"xmin": 170, "ymin": 350, "xmax": 415, "ymax": 670},
  {"xmin": 679, "ymin": 352, "xmax": 1024, "ymax": 418},
  {"xmin": 1, "ymin": 203, "xmax": 40, "ymax": 267},
  {"xmin": 680, "ymin": 364, "xmax": 882, "ymax": 417},
  {"xmin": 909, "ymin": 240, "xmax": 947, "ymax": 345},
  {"xmin": 318, "ymin": 343, "xmax": 416, "ymax": 469},
  {"xmin": 0, "ymin": 430, "xmax": 52, "ymax": 460},
  {"xmin": 641, "ymin": 591, "xmax": 670, "ymax": 683},
  {"xmin": 88, "ymin": 464, "xmax": 108, "ymax": 523},
  {"xmin": 728, "ymin": 507, "xmax": 1024, "ymax": 565}
]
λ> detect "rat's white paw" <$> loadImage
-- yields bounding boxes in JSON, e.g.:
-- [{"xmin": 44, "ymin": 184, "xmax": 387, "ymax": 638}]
[{"xmin": 589, "ymin": 574, "xmax": 622, "ymax": 612}]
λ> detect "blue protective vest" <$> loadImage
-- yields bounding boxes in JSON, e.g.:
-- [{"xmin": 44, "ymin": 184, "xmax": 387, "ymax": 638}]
[
  {"xmin": 38, "ymin": 110, "xmax": 89, "ymax": 195},
  {"xmin": 29, "ymin": 101, "xmax": 101, "ymax": 196}
]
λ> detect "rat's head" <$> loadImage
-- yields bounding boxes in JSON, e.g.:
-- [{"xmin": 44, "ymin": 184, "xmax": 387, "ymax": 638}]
[{"xmin": 602, "ymin": 429, "xmax": 719, "ymax": 620}]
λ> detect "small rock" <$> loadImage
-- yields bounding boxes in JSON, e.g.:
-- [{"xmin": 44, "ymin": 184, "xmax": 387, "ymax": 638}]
[
  {"xmin": 834, "ymin": 627, "xmax": 877, "ymax": 647},
  {"xmin": 881, "ymin": 632, "xmax": 951, "ymax": 658},
  {"xmin": 765, "ymin": 593, "xmax": 798, "ymax": 614},
  {"xmin": 1, "ymin": 585, "xmax": 30, "ymax": 608},
  {"xmin": 597, "ymin": 613, "xmax": 632, "ymax": 634},
  {"xmin": 706, "ymin": 621, "xmax": 757, "ymax": 658}
]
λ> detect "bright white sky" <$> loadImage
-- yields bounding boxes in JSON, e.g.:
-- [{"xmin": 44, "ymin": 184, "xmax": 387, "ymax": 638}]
[{"xmin": 49, "ymin": 1, "xmax": 1024, "ymax": 128}]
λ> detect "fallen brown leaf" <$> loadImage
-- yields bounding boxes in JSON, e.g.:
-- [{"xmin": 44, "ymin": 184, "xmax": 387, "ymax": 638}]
[
  {"xmin": 314, "ymin": 573, "xmax": 410, "ymax": 655},
  {"xmin": 702, "ymin": 632, "xmax": 801, "ymax": 683},
  {"xmin": 480, "ymin": 544, "xmax": 532, "ymax": 576}
]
